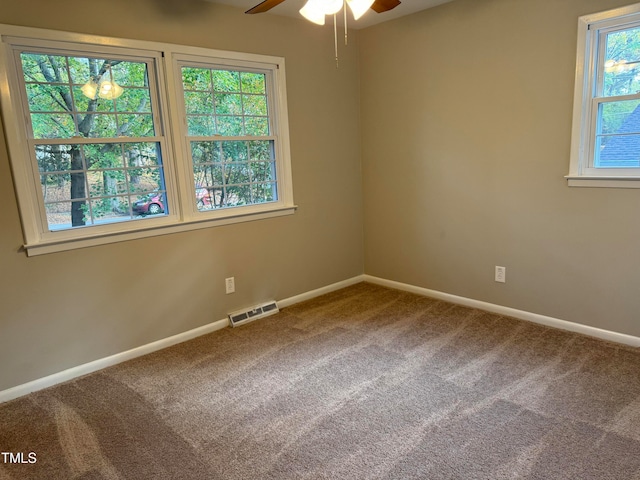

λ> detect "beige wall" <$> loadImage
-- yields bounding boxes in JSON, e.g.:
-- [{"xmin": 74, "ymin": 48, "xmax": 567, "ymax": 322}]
[
  {"xmin": 3, "ymin": 0, "xmax": 640, "ymax": 394},
  {"xmin": 0, "ymin": 0, "xmax": 364, "ymax": 391},
  {"xmin": 360, "ymin": 0, "xmax": 640, "ymax": 337}
]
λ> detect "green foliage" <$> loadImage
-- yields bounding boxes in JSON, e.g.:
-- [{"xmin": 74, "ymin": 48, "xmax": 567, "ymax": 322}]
[
  {"xmin": 215, "ymin": 93, "xmax": 242, "ymax": 115},
  {"xmin": 21, "ymin": 53, "xmax": 154, "ymax": 140},
  {"xmin": 182, "ymin": 67, "xmax": 211, "ymax": 91},
  {"xmin": 599, "ymin": 28, "xmax": 640, "ymax": 140},
  {"xmin": 36, "ymin": 145, "xmax": 72, "ymax": 174},
  {"xmin": 213, "ymin": 70, "xmax": 240, "ymax": 92},
  {"xmin": 21, "ymin": 52, "xmax": 165, "ymax": 228},
  {"xmin": 182, "ymin": 66, "xmax": 269, "ymax": 137},
  {"xmin": 190, "ymin": 140, "xmax": 276, "ymax": 207},
  {"xmin": 603, "ymin": 27, "xmax": 640, "ymax": 97},
  {"xmin": 599, "ymin": 100, "xmax": 640, "ymax": 135},
  {"xmin": 240, "ymin": 72, "xmax": 266, "ymax": 94}
]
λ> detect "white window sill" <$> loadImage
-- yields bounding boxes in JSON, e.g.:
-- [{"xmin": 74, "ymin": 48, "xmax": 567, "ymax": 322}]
[
  {"xmin": 565, "ymin": 175, "xmax": 640, "ymax": 188},
  {"xmin": 23, "ymin": 205, "xmax": 297, "ymax": 256}
]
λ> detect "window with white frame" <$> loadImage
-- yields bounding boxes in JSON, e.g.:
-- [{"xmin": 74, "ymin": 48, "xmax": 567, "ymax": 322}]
[
  {"xmin": 0, "ymin": 25, "xmax": 294, "ymax": 255},
  {"xmin": 19, "ymin": 51, "xmax": 169, "ymax": 229},
  {"xmin": 176, "ymin": 59, "xmax": 279, "ymax": 210},
  {"xmin": 568, "ymin": 3, "xmax": 640, "ymax": 187}
]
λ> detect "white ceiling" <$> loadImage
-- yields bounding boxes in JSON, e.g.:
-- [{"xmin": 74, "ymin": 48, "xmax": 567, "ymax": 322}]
[{"xmin": 206, "ymin": 0, "xmax": 454, "ymax": 29}]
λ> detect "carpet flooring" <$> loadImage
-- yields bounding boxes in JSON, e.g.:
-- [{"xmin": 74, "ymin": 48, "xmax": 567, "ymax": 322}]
[{"xmin": 1, "ymin": 282, "xmax": 639, "ymax": 479}]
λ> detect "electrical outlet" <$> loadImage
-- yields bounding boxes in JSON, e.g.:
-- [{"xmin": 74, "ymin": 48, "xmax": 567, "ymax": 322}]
[
  {"xmin": 225, "ymin": 277, "xmax": 235, "ymax": 294},
  {"xmin": 495, "ymin": 266, "xmax": 506, "ymax": 283}
]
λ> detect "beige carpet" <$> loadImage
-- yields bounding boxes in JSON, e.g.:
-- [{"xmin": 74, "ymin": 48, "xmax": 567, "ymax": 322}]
[{"xmin": 1, "ymin": 282, "xmax": 639, "ymax": 479}]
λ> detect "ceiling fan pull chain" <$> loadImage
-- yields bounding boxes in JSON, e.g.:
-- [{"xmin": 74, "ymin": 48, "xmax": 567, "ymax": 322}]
[
  {"xmin": 344, "ymin": 0, "xmax": 348, "ymax": 46},
  {"xmin": 334, "ymin": 13, "xmax": 339, "ymax": 68}
]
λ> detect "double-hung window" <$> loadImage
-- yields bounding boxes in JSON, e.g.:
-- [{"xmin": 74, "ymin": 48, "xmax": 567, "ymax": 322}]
[
  {"xmin": 14, "ymin": 46, "xmax": 172, "ymax": 231},
  {"xmin": 0, "ymin": 25, "xmax": 294, "ymax": 255},
  {"xmin": 569, "ymin": 3, "xmax": 640, "ymax": 187},
  {"xmin": 174, "ymin": 56, "xmax": 282, "ymax": 212}
]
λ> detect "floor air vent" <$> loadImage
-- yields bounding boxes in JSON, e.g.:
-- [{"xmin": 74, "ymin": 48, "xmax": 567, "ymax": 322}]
[{"xmin": 228, "ymin": 301, "xmax": 279, "ymax": 327}]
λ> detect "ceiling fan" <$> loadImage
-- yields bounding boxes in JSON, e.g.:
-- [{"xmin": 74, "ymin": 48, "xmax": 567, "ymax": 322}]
[
  {"xmin": 246, "ymin": 0, "xmax": 402, "ymax": 21},
  {"xmin": 246, "ymin": 0, "xmax": 401, "ymax": 65}
]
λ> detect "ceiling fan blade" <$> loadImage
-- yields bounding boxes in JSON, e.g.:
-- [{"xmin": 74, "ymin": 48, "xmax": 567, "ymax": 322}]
[
  {"xmin": 370, "ymin": 0, "xmax": 401, "ymax": 13},
  {"xmin": 245, "ymin": 0, "xmax": 287, "ymax": 14}
]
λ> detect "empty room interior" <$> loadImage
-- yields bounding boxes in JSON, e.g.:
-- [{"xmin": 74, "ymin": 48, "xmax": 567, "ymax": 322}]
[{"xmin": 1, "ymin": 0, "xmax": 640, "ymax": 478}]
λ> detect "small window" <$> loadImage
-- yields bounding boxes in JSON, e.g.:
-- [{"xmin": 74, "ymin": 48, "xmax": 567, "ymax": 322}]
[
  {"xmin": 568, "ymin": 3, "xmax": 640, "ymax": 187},
  {"xmin": 0, "ymin": 25, "xmax": 295, "ymax": 255}
]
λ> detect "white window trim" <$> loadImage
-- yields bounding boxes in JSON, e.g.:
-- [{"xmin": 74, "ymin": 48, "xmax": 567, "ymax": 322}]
[
  {"xmin": 568, "ymin": 2, "xmax": 640, "ymax": 188},
  {"xmin": 0, "ymin": 24, "xmax": 296, "ymax": 255}
]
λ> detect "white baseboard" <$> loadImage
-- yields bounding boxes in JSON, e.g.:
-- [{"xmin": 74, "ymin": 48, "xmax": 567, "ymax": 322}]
[
  {"xmin": 363, "ymin": 275, "xmax": 640, "ymax": 348},
  {"xmin": 0, "ymin": 318, "xmax": 230, "ymax": 404},
  {"xmin": 0, "ymin": 275, "xmax": 365, "ymax": 404},
  {"xmin": 4, "ymin": 273, "xmax": 637, "ymax": 404},
  {"xmin": 278, "ymin": 275, "xmax": 366, "ymax": 308}
]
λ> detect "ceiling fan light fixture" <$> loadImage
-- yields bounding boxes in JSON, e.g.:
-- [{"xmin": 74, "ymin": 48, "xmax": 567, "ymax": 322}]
[
  {"xmin": 346, "ymin": 0, "xmax": 375, "ymax": 20},
  {"xmin": 98, "ymin": 80, "xmax": 124, "ymax": 100},
  {"xmin": 300, "ymin": 0, "xmax": 326, "ymax": 25},
  {"xmin": 80, "ymin": 79, "xmax": 98, "ymax": 99},
  {"xmin": 319, "ymin": 0, "xmax": 344, "ymax": 14}
]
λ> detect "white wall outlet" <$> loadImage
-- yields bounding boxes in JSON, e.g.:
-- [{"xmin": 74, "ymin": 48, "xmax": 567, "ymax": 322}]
[
  {"xmin": 225, "ymin": 277, "xmax": 235, "ymax": 294},
  {"xmin": 495, "ymin": 266, "xmax": 506, "ymax": 283}
]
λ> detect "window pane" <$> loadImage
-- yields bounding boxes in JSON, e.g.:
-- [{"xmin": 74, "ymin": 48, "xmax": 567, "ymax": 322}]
[
  {"xmin": 596, "ymin": 134, "xmax": 640, "ymax": 167},
  {"xmin": 188, "ymin": 140, "xmax": 277, "ymax": 210},
  {"xmin": 20, "ymin": 53, "xmax": 154, "ymax": 140},
  {"xmin": 118, "ymin": 114, "xmax": 155, "ymax": 137},
  {"xmin": 182, "ymin": 66, "xmax": 271, "ymax": 137},
  {"xmin": 184, "ymin": 92, "xmax": 212, "ymax": 114},
  {"xmin": 212, "ymin": 70, "xmax": 240, "ymax": 92},
  {"xmin": 182, "ymin": 67, "xmax": 211, "ymax": 91},
  {"xmin": 128, "ymin": 167, "xmax": 163, "ymax": 194},
  {"xmin": 596, "ymin": 100, "xmax": 640, "ymax": 167},
  {"xmin": 21, "ymin": 54, "xmax": 67, "ymax": 83},
  {"xmin": 224, "ymin": 185, "xmax": 251, "ymax": 206},
  {"xmin": 244, "ymin": 117, "xmax": 269, "ymax": 136},
  {"xmin": 46, "ymin": 202, "xmax": 74, "ymax": 231},
  {"xmin": 72, "ymin": 87, "xmax": 114, "ymax": 112},
  {"xmin": 603, "ymin": 27, "xmax": 640, "ymax": 97},
  {"xmin": 221, "ymin": 142, "xmax": 247, "ymax": 163},
  {"xmin": 240, "ymin": 72, "xmax": 266, "ymax": 94},
  {"xmin": 242, "ymin": 94, "xmax": 267, "ymax": 116},
  {"xmin": 85, "ymin": 144, "xmax": 125, "ymax": 170},
  {"xmin": 187, "ymin": 115, "xmax": 215, "ymax": 136},
  {"xmin": 116, "ymin": 88, "xmax": 152, "ymax": 113},
  {"xmin": 217, "ymin": 116, "xmax": 243, "ymax": 136},
  {"xmin": 225, "ymin": 163, "xmax": 251, "ymax": 184},
  {"xmin": 194, "ymin": 164, "xmax": 224, "ymax": 187},
  {"xmin": 67, "ymin": 56, "xmax": 91, "ymax": 84},
  {"xmin": 90, "ymin": 196, "xmax": 132, "ymax": 223},
  {"xmin": 41, "ymin": 173, "xmax": 73, "ymax": 202},
  {"xmin": 250, "ymin": 162, "xmax": 276, "ymax": 183},
  {"xmin": 111, "ymin": 62, "xmax": 148, "ymax": 88},
  {"xmin": 88, "ymin": 114, "xmax": 118, "ymax": 137},
  {"xmin": 124, "ymin": 143, "xmax": 162, "ymax": 167},
  {"xmin": 215, "ymin": 93, "xmax": 242, "ymax": 115},
  {"xmin": 34, "ymin": 142, "xmax": 167, "ymax": 230},
  {"xmin": 191, "ymin": 141, "xmax": 222, "ymax": 164},
  {"xmin": 36, "ymin": 144, "xmax": 73, "ymax": 172},
  {"xmin": 132, "ymin": 192, "xmax": 166, "ymax": 216},
  {"xmin": 248, "ymin": 140, "xmax": 273, "ymax": 161},
  {"xmin": 26, "ymin": 84, "xmax": 70, "ymax": 112},
  {"xmin": 251, "ymin": 183, "xmax": 277, "ymax": 204},
  {"xmin": 87, "ymin": 169, "xmax": 127, "ymax": 196},
  {"xmin": 31, "ymin": 113, "xmax": 76, "ymax": 139},
  {"xmin": 599, "ymin": 100, "xmax": 640, "ymax": 135}
]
